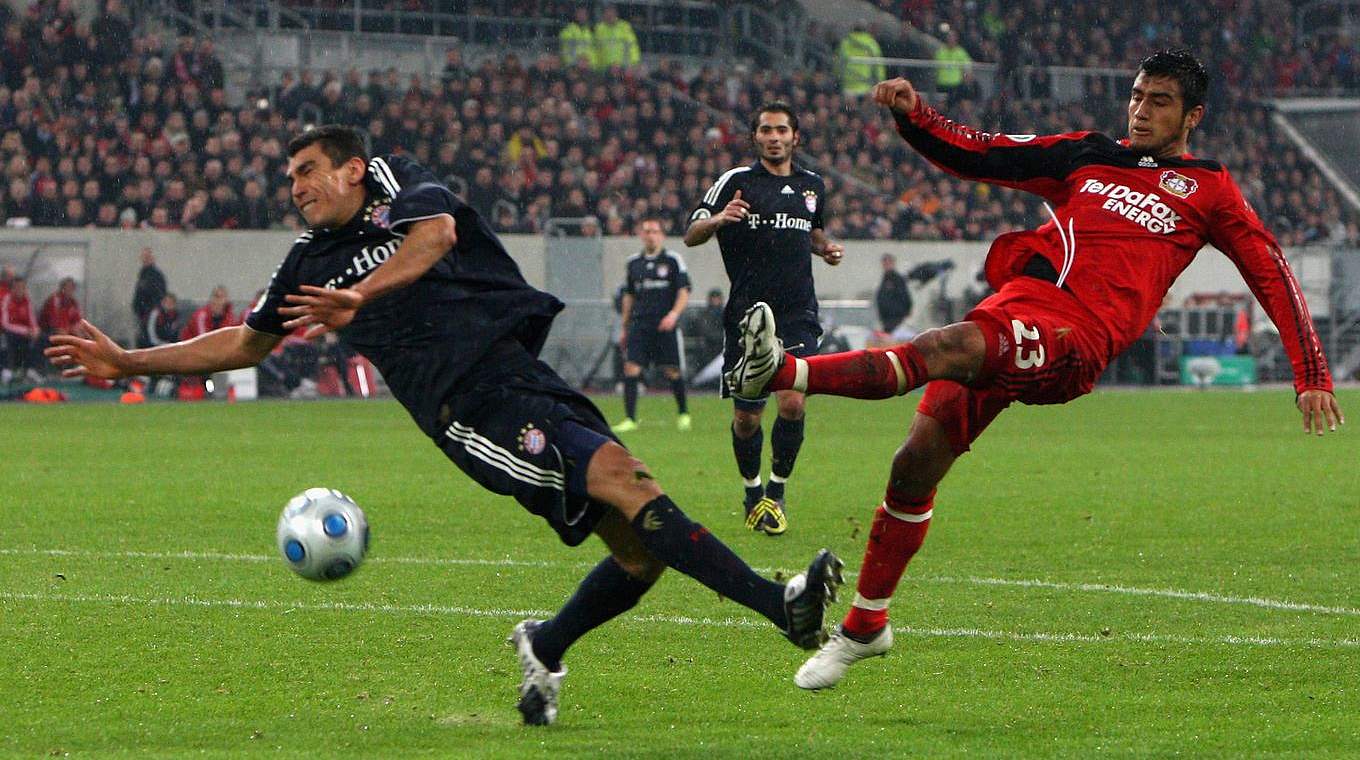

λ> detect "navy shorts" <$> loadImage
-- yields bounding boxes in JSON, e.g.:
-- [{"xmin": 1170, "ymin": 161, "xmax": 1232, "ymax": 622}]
[
  {"xmin": 624, "ymin": 319, "xmax": 682, "ymax": 367},
  {"xmin": 433, "ymin": 342, "xmax": 614, "ymax": 546},
  {"xmin": 721, "ymin": 308, "xmax": 822, "ymax": 408}
]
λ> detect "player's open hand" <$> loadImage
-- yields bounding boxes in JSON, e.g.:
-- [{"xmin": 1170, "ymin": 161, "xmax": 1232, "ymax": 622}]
[
  {"xmin": 43, "ymin": 319, "xmax": 128, "ymax": 379},
  {"xmin": 819, "ymin": 242, "xmax": 845, "ymax": 266},
  {"xmin": 280, "ymin": 285, "xmax": 365, "ymax": 338},
  {"xmin": 1297, "ymin": 389, "xmax": 1344, "ymax": 436},
  {"xmin": 717, "ymin": 190, "xmax": 750, "ymax": 226},
  {"xmin": 873, "ymin": 78, "xmax": 919, "ymax": 114}
]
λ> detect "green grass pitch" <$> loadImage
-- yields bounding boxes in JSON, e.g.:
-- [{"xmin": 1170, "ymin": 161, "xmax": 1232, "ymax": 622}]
[{"xmin": 2, "ymin": 388, "xmax": 1357, "ymax": 757}]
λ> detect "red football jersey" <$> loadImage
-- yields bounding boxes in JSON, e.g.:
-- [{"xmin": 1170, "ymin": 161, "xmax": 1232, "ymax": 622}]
[
  {"xmin": 180, "ymin": 303, "xmax": 238, "ymax": 340},
  {"xmin": 893, "ymin": 101, "xmax": 1332, "ymax": 393}
]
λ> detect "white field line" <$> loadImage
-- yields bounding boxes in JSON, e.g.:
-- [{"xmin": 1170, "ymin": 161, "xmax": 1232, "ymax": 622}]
[
  {"xmin": 2, "ymin": 590, "xmax": 1358, "ymax": 651},
  {"xmin": 3, "ymin": 546, "xmax": 1359, "ymax": 618}
]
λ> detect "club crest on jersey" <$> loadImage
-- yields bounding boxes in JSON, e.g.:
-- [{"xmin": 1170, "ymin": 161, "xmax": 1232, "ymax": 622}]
[
  {"xmin": 803, "ymin": 189, "xmax": 817, "ymax": 213},
  {"xmin": 1159, "ymin": 170, "xmax": 1198, "ymax": 199},
  {"xmin": 519, "ymin": 424, "xmax": 547, "ymax": 455},
  {"xmin": 656, "ymin": 264, "xmax": 669, "ymax": 278},
  {"xmin": 368, "ymin": 203, "xmax": 391, "ymax": 229}
]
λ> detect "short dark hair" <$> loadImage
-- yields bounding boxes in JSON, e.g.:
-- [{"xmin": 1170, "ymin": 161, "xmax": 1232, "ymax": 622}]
[
  {"xmin": 287, "ymin": 124, "xmax": 368, "ymax": 167},
  {"xmin": 749, "ymin": 101, "xmax": 799, "ymax": 134},
  {"xmin": 1138, "ymin": 49, "xmax": 1209, "ymax": 112}
]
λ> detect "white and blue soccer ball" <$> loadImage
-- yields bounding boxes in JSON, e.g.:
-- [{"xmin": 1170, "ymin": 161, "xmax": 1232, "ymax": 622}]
[{"xmin": 276, "ymin": 488, "xmax": 369, "ymax": 581}]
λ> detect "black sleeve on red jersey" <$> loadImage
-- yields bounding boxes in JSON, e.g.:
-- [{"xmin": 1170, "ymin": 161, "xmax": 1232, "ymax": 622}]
[
  {"xmin": 244, "ymin": 245, "xmax": 302, "ymax": 336},
  {"xmin": 1207, "ymin": 171, "xmax": 1332, "ymax": 393},
  {"xmin": 369, "ymin": 154, "xmax": 464, "ymax": 234},
  {"xmin": 891, "ymin": 101, "xmax": 1099, "ymax": 200}
]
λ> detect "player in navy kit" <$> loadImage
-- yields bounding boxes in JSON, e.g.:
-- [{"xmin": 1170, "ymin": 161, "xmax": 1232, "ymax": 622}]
[
  {"xmin": 612, "ymin": 218, "xmax": 692, "ymax": 433},
  {"xmin": 45, "ymin": 125, "xmax": 844, "ymax": 725},
  {"xmin": 684, "ymin": 102, "xmax": 845, "ymax": 536}
]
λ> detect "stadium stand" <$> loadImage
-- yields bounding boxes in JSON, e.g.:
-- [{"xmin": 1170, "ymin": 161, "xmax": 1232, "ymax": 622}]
[{"xmin": 0, "ymin": 0, "xmax": 1355, "ymax": 249}]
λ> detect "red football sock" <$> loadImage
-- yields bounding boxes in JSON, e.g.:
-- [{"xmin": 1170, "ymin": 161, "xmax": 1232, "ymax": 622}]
[
  {"xmin": 842, "ymin": 488, "xmax": 933, "ymax": 638},
  {"xmin": 769, "ymin": 344, "xmax": 928, "ymax": 399}
]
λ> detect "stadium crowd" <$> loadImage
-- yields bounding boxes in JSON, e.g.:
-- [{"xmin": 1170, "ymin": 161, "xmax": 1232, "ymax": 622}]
[{"xmin": 0, "ymin": 0, "xmax": 1356, "ymax": 250}]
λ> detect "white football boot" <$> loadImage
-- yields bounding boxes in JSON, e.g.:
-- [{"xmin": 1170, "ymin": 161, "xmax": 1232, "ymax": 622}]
[
  {"xmin": 724, "ymin": 302, "xmax": 788, "ymax": 400},
  {"xmin": 794, "ymin": 624, "xmax": 894, "ymax": 690},
  {"xmin": 508, "ymin": 620, "xmax": 566, "ymax": 725}
]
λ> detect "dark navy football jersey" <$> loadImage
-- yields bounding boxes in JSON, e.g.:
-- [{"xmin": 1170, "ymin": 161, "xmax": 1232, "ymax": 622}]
[
  {"xmin": 246, "ymin": 153, "xmax": 563, "ymax": 436},
  {"xmin": 622, "ymin": 248, "xmax": 691, "ymax": 323},
  {"xmin": 689, "ymin": 162, "xmax": 826, "ymax": 320}
]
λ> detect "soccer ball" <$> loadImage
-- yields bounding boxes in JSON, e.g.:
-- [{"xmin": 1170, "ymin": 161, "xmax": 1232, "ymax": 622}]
[{"xmin": 276, "ymin": 488, "xmax": 369, "ymax": 581}]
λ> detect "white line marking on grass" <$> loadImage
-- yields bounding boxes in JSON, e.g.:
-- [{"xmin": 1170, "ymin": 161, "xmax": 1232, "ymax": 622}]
[
  {"xmin": 3, "ymin": 590, "xmax": 1358, "ymax": 651},
  {"xmin": 5, "ymin": 547, "xmax": 1359, "ymax": 618},
  {"xmin": 926, "ymin": 575, "xmax": 1360, "ymax": 617}
]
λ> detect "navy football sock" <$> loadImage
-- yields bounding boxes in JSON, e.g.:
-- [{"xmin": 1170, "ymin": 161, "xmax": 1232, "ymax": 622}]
[
  {"xmin": 631, "ymin": 496, "xmax": 787, "ymax": 629},
  {"xmin": 671, "ymin": 376, "xmax": 688, "ymax": 414},
  {"xmin": 732, "ymin": 423, "xmax": 763, "ymax": 501},
  {"xmin": 768, "ymin": 415, "xmax": 805, "ymax": 501},
  {"xmin": 532, "ymin": 556, "xmax": 653, "ymax": 671},
  {"xmin": 623, "ymin": 376, "xmax": 639, "ymax": 420}
]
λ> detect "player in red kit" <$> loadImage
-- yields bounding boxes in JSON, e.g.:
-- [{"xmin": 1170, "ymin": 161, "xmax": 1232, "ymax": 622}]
[{"xmin": 724, "ymin": 50, "xmax": 1345, "ymax": 689}]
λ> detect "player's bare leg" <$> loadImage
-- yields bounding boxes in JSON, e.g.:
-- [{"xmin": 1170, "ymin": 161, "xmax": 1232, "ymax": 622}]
[
  {"xmin": 726, "ymin": 301, "xmax": 986, "ymax": 399},
  {"xmin": 796, "ymin": 412, "xmax": 956, "ymax": 689}
]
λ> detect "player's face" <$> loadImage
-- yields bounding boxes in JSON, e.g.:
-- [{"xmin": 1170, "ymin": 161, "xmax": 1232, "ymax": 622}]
[
  {"xmin": 639, "ymin": 221, "xmax": 664, "ymax": 251},
  {"xmin": 286, "ymin": 144, "xmax": 366, "ymax": 228},
  {"xmin": 753, "ymin": 111, "xmax": 797, "ymax": 165},
  {"xmin": 1127, "ymin": 73, "xmax": 1203, "ymax": 157}
]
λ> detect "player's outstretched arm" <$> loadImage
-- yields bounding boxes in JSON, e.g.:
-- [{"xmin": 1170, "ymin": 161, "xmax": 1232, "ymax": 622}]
[
  {"xmin": 45, "ymin": 320, "xmax": 280, "ymax": 379},
  {"xmin": 1297, "ymin": 389, "xmax": 1345, "ymax": 437},
  {"xmin": 684, "ymin": 190, "xmax": 749, "ymax": 247},
  {"xmin": 872, "ymin": 77, "xmax": 919, "ymax": 115},
  {"xmin": 280, "ymin": 216, "xmax": 456, "ymax": 337}
]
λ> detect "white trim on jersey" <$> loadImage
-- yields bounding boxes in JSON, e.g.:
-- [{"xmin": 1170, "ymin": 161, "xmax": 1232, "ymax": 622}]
[
  {"xmin": 386, "ymin": 211, "xmax": 456, "ymax": 235},
  {"xmin": 444, "ymin": 420, "xmax": 565, "ymax": 490},
  {"xmin": 368, "ymin": 157, "xmax": 403, "ymax": 197},
  {"xmin": 702, "ymin": 166, "xmax": 751, "ymax": 206},
  {"xmin": 664, "ymin": 247, "xmax": 690, "ymax": 273}
]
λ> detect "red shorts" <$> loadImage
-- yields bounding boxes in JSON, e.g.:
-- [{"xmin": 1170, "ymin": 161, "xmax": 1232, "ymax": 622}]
[{"xmin": 918, "ymin": 278, "xmax": 1111, "ymax": 455}]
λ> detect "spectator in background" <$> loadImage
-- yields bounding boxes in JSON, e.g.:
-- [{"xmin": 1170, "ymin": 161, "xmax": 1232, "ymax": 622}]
[
  {"xmin": 874, "ymin": 253, "xmax": 911, "ymax": 333},
  {"xmin": 39, "ymin": 276, "xmax": 81, "ymax": 336},
  {"xmin": 838, "ymin": 21, "xmax": 886, "ymax": 96},
  {"xmin": 146, "ymin": 291, "xmax": 181, "ymax": 346},
  {"xmin": 132, "ymin": 247, "xmax": 167, "ymax": 347},
  {"xmin": 934, "ymin": 26, "xmax": 972, "ymax": 96},
  {"xmin": 180, "ymin": 284, "xmax": 236, "ymax": 340},
  {"xmin": 559, "ymin": 7, "xmax": 595, "ymax": 69},
  {"xmin": 594, "ymin": 4, "xmax": 639, "ymax": 71},
  {"xmin": 684, "ymin": 287, "xmax": 726, "ymax": 373},
  {"xmin": 1, "ymin": 275, "xmax": 41, "ymax": 383}
]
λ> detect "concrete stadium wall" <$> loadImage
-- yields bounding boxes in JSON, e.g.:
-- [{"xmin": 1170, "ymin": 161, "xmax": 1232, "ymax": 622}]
[{"xmin": 0, "ymin": 227, "xmax": 1327, "ymax": 346}]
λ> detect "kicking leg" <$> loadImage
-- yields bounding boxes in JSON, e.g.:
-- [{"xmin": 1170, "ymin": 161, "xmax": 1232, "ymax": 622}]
[
  {"xmin": 725, "ymin": 301, "xmax": 988, "ymax": 400},
  {"xmin": 795, "ymin": 382, "xmax": 1010, "ymax": 689},
  {"xmin": 584, "ymin": 435, "xmax": 841, "ymax": 648}
]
